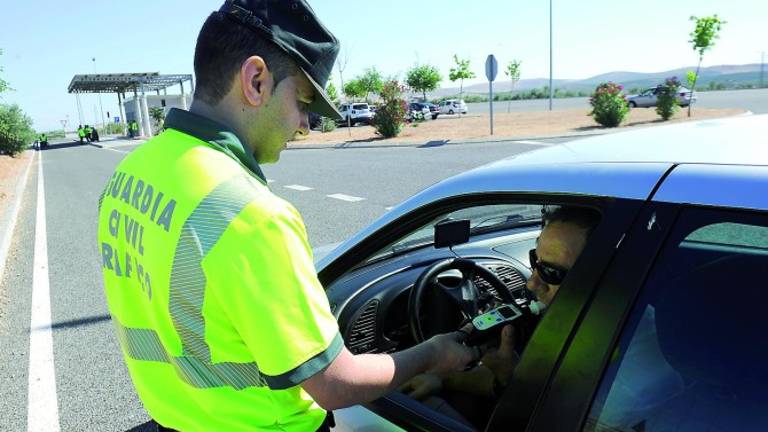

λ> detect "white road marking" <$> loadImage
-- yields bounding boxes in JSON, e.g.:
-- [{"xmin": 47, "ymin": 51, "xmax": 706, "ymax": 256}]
[
  {"xmin": 267, "ymin": 179, "xmax": 276, "ymax": 184},
  {"xmin": 27, "ymin": 151, "xmax": 61, "ymax": 432},
  {"xmin": 105, "ymin": 148, "xmax": 128, "ymax": 154},
  {"xmin": 515, "ymin": 140, "xmax": 550, "ymax": 146},
  {"xmin": 285, "ymin": 184, "xmax": 313, "ymax": 191},
  {"xmin": 385, "ymin": 207, "xmax": 394, "ymax": 211},
  {"xmin": 327, "ymin": 194, "xmax": 366, "ymax": 202}
]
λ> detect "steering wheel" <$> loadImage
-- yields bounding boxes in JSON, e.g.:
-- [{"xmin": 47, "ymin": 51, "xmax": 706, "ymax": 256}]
[{"xmin": 408, "ymin": 258, "xmax": 516, "ymax": 343}]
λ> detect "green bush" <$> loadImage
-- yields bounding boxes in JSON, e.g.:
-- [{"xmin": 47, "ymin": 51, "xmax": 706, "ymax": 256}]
[
  {"xmin": 43, "ymin": 129, "xmax": 65, "ymax": 139},
  {"xmin": 321, "ymin": 117, "xmax": 336, "ymax": 133},
  {"xmin": 656, "ymin": 77, "xmax": 681, "ymax": 121},
  {"xmin": 99, "ymin": 122, "xmax": 125, "ymax": 135},
  {"xmin": 372, "ymin": 80, "xmax": 407, "ymax": 138},
  {"xmin": 0, "ymin": 104, "xmax": 35, "ymax": 156},
  {"xmin": 589, "ymin": 82, "xmax": 629, "ymax": 128}
]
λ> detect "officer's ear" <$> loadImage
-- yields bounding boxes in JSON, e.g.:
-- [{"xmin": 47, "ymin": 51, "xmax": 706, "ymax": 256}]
[{"xmin": 240, "ymin": 56, "xmax": 273, "ymax": 108}]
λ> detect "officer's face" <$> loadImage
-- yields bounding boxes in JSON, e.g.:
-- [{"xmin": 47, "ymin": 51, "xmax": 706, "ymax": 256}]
[{"xmin": 252, "ymin": 72, "xmax": 313, "ymax": 163}]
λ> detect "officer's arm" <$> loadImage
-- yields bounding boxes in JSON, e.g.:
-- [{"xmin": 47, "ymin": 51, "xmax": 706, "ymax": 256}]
[
  {"xmin": 303, "ymin": 328, "xmax": 477, "ymax": 410},
  {"xmin": 302, "ymin": 343, "xmax": 437, "ymax": 411}
]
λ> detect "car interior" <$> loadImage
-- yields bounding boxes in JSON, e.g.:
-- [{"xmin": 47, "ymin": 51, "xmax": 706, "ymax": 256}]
[{"xmin": 324, "ymin": 201, "xmax": 599, "ymax": 430}]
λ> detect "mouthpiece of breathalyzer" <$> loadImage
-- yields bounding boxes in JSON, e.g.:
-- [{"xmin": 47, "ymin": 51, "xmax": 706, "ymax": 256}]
[{"xmin": 528, "ymin": 300, "xmax": 547, "ymax": 316}]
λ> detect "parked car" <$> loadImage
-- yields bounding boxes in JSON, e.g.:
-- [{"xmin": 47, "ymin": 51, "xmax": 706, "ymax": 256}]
[
  {"xmin": 440, "ymin": 99, "xmax": 468, "ymax": 115},
  {"xmin": 627, "ymin": 86, "xmax": 696, "ymax": 108},
  {"xmin": 408, "ymin": 102, "xmax": 432, "ymax": 121},
  {"xmin": 337, "ymin": 103, "xmax": 375, "ymax": 126},
  {"xmin": 424, "ymin": 102, "xmax": 440, "ymax": 120},
  {"xmin": 319, "ymin": 114, "xmax": 768, "ymax": 431}
]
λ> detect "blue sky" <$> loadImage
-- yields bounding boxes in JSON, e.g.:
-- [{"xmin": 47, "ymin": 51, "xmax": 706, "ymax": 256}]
[{"xmin": 1, "ymin": 0, "xmax": 764, "ymax": 131}]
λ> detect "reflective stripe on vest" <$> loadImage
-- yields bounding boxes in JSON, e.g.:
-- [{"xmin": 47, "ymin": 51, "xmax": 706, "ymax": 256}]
[{"xmin": 114, "ymin": 174, "xmax": 269, "ymax": 390}]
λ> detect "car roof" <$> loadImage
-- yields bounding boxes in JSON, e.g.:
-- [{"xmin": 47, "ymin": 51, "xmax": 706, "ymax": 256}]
[{"xmin": 504, "ymin": 114, "xmax": 767, "ymax": 166}]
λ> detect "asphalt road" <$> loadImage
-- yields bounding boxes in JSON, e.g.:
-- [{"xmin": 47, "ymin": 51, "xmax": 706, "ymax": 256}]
[
  {"xmin": 465, "ymin": 87, "xmax": 768, "ymax": 115},
  {"xmin": 0, "ymin": 137, "xmax": 558, "ymax": 431}
]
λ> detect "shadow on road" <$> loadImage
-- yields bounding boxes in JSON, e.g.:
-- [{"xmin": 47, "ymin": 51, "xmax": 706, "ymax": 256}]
[
  {"xmin": 38, "ymin": 141, "xmax": 91, "ymax": 151},
  {"xmin": 32, "ymin": 314, "xmax": 111, "ymax": 331},
  {"xmin": 124, "ymin": 421, "xmax": 157, "ymax": 432},
  {"xmin": 418, "ymin": 140, "xmax": 449, "ymax": 148}
]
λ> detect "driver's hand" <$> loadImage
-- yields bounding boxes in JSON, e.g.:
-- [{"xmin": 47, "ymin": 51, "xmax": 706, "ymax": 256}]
[
  {"xmin": 399, "ymin": 372, "xmax": 443, "ymax": 401},
  {"xmin": 481, "ymin": 325, "xmax": 519, "ymax": 384},
  {"xmin": 425, "ymin": 324, "xmax": 479, "ymax": 373}
]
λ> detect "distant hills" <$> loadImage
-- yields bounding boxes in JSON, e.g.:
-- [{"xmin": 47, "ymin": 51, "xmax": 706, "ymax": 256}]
[{"xmin": 432, "ymin": 63, "xmax": 766, "ymax": 97}]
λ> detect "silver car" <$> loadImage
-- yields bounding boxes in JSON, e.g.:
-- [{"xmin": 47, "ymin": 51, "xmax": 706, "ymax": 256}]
[
  {"xmin": 627, "ymin": 86, "xmax": 696, "ymax": 108},
  {"xmin": 319, "ymin": 114, "xmax": 768, "ymax": 431}
]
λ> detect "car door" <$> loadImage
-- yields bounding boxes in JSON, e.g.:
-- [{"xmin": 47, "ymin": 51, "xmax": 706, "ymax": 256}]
[
  {"xmin": 523, "ymin": 164, "xmax": 768, "ymax": 432},
  {"xmin": 331, "ymin": 196, "xmax": 646, "ymax": 432},
  {"xmin": 636, "ymin": 89, "xmax": 654, "ymax": 107}
]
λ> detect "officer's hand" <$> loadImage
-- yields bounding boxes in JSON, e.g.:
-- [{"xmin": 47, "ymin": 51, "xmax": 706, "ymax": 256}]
[
  {"xmin": 425, "ymin": 324, "xmax": 479, "ymax": 373},
  {"xmin": 399, "ymin": 372, "xmax": 443, "ymax": 401},
  {"xmin": 480, "ymin": 325, "xmax": 519, "ymax": 384}
]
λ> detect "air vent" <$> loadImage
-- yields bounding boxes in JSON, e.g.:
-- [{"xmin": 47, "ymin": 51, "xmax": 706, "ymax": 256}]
[
  {"xmin": 474, "ymin": 265, "xmax": 527, "ymax": 301},
  {"xmin": 346, "ymin": 300, "xmax": 379, "ymax": 354}
]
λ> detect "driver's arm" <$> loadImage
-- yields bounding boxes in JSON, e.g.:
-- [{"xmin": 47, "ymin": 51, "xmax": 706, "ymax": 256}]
[{"xmin": 302, "ymin": 331, "xmax": 477, "ymax": 411}]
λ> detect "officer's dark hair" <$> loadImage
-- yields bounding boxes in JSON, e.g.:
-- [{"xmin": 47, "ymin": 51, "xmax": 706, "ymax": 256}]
[
  {"xmin": 542, "ymin": 205, "xmax": 601, "ymax": 237},
  {"xmin": 193, "ymin": 12, "xmax": 299, "ymax": 105}
]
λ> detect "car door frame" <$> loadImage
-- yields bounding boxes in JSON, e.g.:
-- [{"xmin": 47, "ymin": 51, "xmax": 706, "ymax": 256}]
[{"xmin": 523, "ymin": 163, "xmax": 768, "ymax": 431}]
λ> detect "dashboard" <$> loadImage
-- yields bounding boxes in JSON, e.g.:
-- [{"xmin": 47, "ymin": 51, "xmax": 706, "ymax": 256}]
[{"xmin": 326, "ymin": 226, "xmax": 540, "ymax": 355}]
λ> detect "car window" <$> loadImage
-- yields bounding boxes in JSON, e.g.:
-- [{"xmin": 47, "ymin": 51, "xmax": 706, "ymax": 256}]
[
  {"xmin": 583, "ymin": 208, "xmax": 768, "ymax": 432},
  {"xmin": 366, "ymin": 204, "xmax": 542, "ymax": 262},
  {"xmin": 352, "ymin": 104, "xmax": 369, "ymax": 110}
]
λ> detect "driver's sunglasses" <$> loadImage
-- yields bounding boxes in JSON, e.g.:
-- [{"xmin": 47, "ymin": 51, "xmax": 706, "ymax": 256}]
[{"xmin": 529, "ymin": 249, "xmax": 568, "ymax": 285}]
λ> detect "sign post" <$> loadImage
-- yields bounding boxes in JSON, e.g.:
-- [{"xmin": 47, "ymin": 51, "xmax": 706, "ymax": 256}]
[{"xmin": 485, "ymin": 54, "xmax": 498, "ymax": 135}]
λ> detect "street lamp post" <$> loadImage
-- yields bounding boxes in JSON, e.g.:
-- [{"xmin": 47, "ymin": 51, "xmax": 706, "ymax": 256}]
[{"xmin": 92, "ymin": 57, "xmax": 106, "ymax": 129}]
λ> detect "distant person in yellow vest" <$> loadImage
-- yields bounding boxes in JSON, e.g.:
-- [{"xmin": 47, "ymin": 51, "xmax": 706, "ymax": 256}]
[
  {"xmin": 77, "ymin": 125, "xmax": 85, "ymax": 144},
  {"xmin": 96, "ymin": 1, "xmax": 477, "ymax": 431},
  {"xmin": 84, "ymin": 125, "xmax": 92, "ymax": 143},
  {"xmin": 38, "ymin": 132, "xmax": 48, "ymax": 149}
]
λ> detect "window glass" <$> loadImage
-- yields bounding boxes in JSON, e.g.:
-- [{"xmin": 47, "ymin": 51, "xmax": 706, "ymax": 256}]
[
  {"xmin": 352, "ymin": 104, "xmax": 369, "ymax": 110},
  {"xmin": 366, "ymin": 204, "xmax": 542, "ymax": 263},
  {"xmin": 584, "ymin": 209, "xmax": 768, "ymax": 431}
]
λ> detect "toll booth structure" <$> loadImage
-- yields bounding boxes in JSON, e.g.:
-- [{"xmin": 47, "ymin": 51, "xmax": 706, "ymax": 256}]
[{"xmin": 68, "ymin": 73, "xmax": 194, "ymax": 138}]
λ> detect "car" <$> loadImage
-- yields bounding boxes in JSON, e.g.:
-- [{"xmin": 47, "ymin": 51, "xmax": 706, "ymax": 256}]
[
  {"xmin": 424, "ymin": 102, "xmax": 440, "ymax": 120},
  {"xmin": 408, "ymin": 102, "xmax": 432, "ymax": 121},
  {"xmin": 627, "ymin": 86, "xmax": 696, "ymax": 108},
  {"xmin": 440, "ymin": 99, "xmax": 468, "ymax": 115},
  {"xmin": 337, "ymin": 102, "xmax": 375, "ymax": 126},
  {"xmin": 319, "ymin": 114, "xmax": 768, "ymax": 431}
]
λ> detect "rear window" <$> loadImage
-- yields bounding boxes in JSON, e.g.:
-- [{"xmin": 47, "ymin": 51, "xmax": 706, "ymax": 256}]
[{"xmin": 352, "ymin": 104, "xmax": 369, "ymax": 110}]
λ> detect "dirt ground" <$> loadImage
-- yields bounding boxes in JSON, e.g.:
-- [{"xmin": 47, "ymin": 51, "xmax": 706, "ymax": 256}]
[
  {"xmin": 295, "ymin": 107, "xmax": 745, "ymax": 146},
  {"xmin": 0, "ymin": 151, "xmax": 32, "ymax": 214}
]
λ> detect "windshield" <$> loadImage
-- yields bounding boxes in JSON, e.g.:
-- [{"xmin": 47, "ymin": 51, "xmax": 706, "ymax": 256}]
[
  {"xmin": 367, "ymin": 204, "xmax": 542, "ymax": 262},
  {"xmin": 352, "ymin": 104, "xmax": 369, "ymax": 110}
]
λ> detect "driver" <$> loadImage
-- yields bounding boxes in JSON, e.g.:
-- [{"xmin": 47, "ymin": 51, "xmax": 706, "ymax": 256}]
[{"xmin": 401, "ymin": 205, "xmax": 600, "ymax": 427}]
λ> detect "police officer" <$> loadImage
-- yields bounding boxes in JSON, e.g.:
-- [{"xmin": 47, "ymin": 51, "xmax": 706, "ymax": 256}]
[
  {"xmin": 77, "ymin": 125, "xmax": 85, "ymax": 143},
  {"xmin": 38, "ymin": 132, "xmax": 48, "ymax": 149},
  {"xmin": 96, "ymin": 1, "xmax": 477, "ymax": 431}
]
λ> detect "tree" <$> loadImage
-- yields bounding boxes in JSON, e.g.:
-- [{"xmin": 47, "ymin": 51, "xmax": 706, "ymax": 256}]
[
  {"xmin": 358, "ymin": 67, "xmax": 384, "ymax": 102},
  {"xmin": 0, "ymin": 49, "xmax": 10, "ymax": 95},
  {"xmin": 0, "ymin": 104, "xmax": 35, "ymax": 156},
  {"xmin": 326, "ymin": 81, "xmax": 338, "ymax": 103},
  {"xmin": 448, "ymin": 55, "xmax": 476, "ymax": 115},
  {"xmin": 504, "ymin": 60, "xmax": 522, "ymax": 112},
  {"xmin": 687, "ymin": 15, "xmax": 726, "ymax": 116},
  {"xmin": 343, "ymin": 78, "xmax": 365, "ymax": 101},
  {"xmin": 336, "ymin": 47, "xmax": 350, "ymax": 102},
  {"xmin": 406, "ymin": 64, "xmax": 442, "ymax": 101}
]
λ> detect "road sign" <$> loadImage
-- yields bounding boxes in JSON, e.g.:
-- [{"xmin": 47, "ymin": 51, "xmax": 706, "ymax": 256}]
[
  {"xmin": 114, "ymin": 117, "xmax": 120, "ymax": 123},
  {"xmin": 486, "ymin": 54, "xmax": 498, "ymax": 135},
  {"xmin": 485, "ymin": 55, "xmax": 498, "ymax": 82}
]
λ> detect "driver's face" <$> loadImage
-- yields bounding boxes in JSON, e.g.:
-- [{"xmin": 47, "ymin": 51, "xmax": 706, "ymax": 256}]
[{"xmin": 526, "ymin": 221, "xmax": 588, "ymax": 306}]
